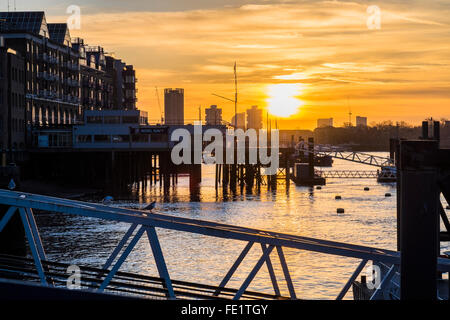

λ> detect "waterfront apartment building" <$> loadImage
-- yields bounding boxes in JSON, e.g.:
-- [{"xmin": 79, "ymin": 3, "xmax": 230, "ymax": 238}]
[
  {"xmin": 123, "ymin": 65, "xmax": 137, "ymax": 110},
  {"xmin": 317, "ymin": 118, "xmax": 333, "ymax": 128},
  {"xmin": 164, "ymin": 88, "xmax": 184, "ymax": 125},
  {"xmin": 71, "ymin": 39, "xmax": 114, "ymax": 111},
  {"xmin": 0, "ymin": 12, "xmax": 81, "ymax": 130},
  {"xmin": 205, "ymin": 105, "xmax": 222, "ymax": 125},
  {"xmin": 0, "ymin": 11, "xmax": 138, "ymax": 149},
  {"xmin": 105, "ymin": 57, "xmax": 137, "ymax": 110},
  {"xmin": 356, "ymin": 116, "xmax": 368, "ymax": 127},
  {"xmin": 246, "ymin": 105, "xmax": 262, "ymax": 130},
  {"xmin": 0, "ymin": 43, "xmax": 26, "ymax": 163}
]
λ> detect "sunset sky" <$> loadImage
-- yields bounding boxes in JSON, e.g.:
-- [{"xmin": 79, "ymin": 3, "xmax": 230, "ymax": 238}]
[{"xmin": 7, "ymin": 0, "xmax": 450, "ymax": 129}]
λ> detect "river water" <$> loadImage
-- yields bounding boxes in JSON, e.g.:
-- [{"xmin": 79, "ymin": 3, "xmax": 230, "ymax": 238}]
[{"xmin": 35, "ymin": 152, "xmax": 450, "ymax": 299}]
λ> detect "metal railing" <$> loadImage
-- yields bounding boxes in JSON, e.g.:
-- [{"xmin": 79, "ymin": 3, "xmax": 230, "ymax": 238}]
[{"xmin": 0, "ymin": 190, "xmax": 449, "ymax": 299}]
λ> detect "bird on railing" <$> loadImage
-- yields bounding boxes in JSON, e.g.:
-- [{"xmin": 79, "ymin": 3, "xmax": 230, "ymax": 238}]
[
  {"xmin": 8, "ymin": 179, "xmax": 16, "ymax": 190},
  {"xmin": 102, "ymin": 196, "xmax": 114, "ymax": 205},
  {"xmin": 143, "ymin": 201, "xmax": 156, "ymax": 211}
]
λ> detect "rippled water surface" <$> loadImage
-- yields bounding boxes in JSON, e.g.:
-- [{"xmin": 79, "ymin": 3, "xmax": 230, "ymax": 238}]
[{"xmin": 35, "ymin": 153, "xmax": 450, "ymax": 299}]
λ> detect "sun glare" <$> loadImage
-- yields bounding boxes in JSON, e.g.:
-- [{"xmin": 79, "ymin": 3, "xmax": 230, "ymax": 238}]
[{"xmin": 266, "ymin": 84, "xmax": 304, "ymax": 118}]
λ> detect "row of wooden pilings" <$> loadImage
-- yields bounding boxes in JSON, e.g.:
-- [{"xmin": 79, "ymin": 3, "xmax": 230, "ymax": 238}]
[
  {"xmin": 108, "ymin": 151, "xmax": 185, "ymax": 194},
  {"xmin": 24, "ymin": 150, "xmax": 183, "ymax": 194},
  {"xmin": 214, "ymin": 150, "xmax": 293, "ymax": 192}
]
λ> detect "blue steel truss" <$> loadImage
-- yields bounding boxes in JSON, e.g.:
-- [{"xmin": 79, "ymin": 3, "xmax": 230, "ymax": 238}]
[
  {"xmin": 315, "ymin": 170, "xmax": 396, "ymax": 179},
  {"xmin": 313, "ymin": 150, "xmax": 394, "ymax": 167},
  {"xmin": 0, "ymin": 189, "xmax": 449, "ymax": 300}
]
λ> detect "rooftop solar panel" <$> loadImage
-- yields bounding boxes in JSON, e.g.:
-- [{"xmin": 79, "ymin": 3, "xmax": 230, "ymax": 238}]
[
  {"xmin": 0, "ymin": 11, "xmax": 49, "ymax": 37},
  {"xmin": 48, "ymin": 23, "xmax": 71, "ymax": 44}
]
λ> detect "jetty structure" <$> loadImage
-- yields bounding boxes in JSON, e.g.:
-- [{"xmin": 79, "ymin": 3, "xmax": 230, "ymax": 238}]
[{"xmin": 0, "ymin": 121, "xmax": 449, "ymax": 300}]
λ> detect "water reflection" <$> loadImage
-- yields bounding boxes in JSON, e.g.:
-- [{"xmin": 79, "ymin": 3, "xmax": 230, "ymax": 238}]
[{"xmin": 33, "ymin": 153, "xmax": 450, "ymax": 299}]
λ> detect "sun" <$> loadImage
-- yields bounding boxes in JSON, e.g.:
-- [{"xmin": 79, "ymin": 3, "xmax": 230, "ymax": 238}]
[{"xmin": 266, "ymin": 84, "xmax": 304, "ymax": 118}]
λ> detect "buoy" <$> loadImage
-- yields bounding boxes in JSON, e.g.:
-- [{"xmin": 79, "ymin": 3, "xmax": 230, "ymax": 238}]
[
  {"xmin": 8, "ymin": 179, "xmax": 16, "ymax": 190},
  {"xmin": 385, "ymin": 193, "xmax": 391, "ymax": 197},
  {"xmin": 364, "ymin": 187, "xmax": 370, "ymax": 191},
  {"xmin": 337, "ymin": 208, "xmax": 345, "ymax": 214},
  {"xmin": 102, "ymin": 196, "xmax": 114, "ymax": 204},
  {"xmin": 335, "ymin": 195, "xmax": 342, "ymax": 200}
]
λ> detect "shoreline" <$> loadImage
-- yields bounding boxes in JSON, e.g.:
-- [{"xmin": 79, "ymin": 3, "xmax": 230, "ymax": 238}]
[{"xmin": 17, "ymin": 180, "xmax": 103, "ymax": 200}]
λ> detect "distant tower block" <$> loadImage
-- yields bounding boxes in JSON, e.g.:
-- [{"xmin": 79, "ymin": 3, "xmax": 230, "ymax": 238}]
[
  {"xmin": 317, "ymin": 118, "xmax": 333, "ymax": 128},
  {"xmin": 246, "ymin": 105, "xmax": 263, "ymax": 130},
  {"xmin": 231, "ymin": 112, "xmax": 246, "ymax": 129},
  {"xmin": 356, "ymin": 116, "xmax": 368, "ymax": 127},
  {"xmin": 205, "ymin": 105, "xmax": 222, "ymax": 125},
  {"xmin": 164, "ymin": 88, "xmax": 184, "ymax": 125}
]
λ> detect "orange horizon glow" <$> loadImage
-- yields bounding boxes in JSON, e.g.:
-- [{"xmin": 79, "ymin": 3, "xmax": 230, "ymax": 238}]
[{"xmin": 48, "ymin": 1, "xmax": 450, "ymax": 129}]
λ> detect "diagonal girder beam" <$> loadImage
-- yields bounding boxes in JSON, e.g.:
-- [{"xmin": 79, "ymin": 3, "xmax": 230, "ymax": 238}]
[
  {"xmin": 261, "ymin": 243, "xmax": 280, "ymax": 296},
  {"xmin": 276, "ymin": 246, "xmax": 297, "ymax": 299},
  {"xmin": 23, "ymin": 208, "xmax": 47, "ymax": 260},
  {"xmin": 336, "ymin": 259, "xmax": 367, "ymax": 300},
  {"xmin": 19, "ymin": 208, "xmax": 47, "ymax": 286},
  {"xmin": 214, "ymin": 241, "xmax": 254, "ymax": 296},
  {"xmin": 89, "ymin": 223, "xmax": 140, "ymax": 288},
  {"xmin": 146, "ymin": 226, "xmax": 175, "ymax": 299},
  {"xmin": 102, "ymin": 223, "xmax": 139, "ymax": 271},
  {"xmin": 0, "ymin": 206, "xmax": 17, "ymax": 233},
  {"xmin": 370, "ymin": 264, "xmax": 398, "ymax": 300},
  {"xmin": 234, "ymin": 244, "xmax": 274, "ymax": 300},
  {"xmin": 439, "ymin": 202, "xmax": 450, "ymax": 233},
  {"xmin": 98, "ymin": 226, "xmax": 146, "ymax": 292}
]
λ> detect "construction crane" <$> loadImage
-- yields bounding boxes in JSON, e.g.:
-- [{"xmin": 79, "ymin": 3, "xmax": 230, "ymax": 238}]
[
  {"xmin": 155, "ymin": 87, "xmax": 164, "ymax": 124},
  {"xmin": 347, "ymin": 96, "xmax": 352, "ymax": 126},
  {"xmin": 212, "ymin": 62, "xmax": 238, "ymax": 128}
]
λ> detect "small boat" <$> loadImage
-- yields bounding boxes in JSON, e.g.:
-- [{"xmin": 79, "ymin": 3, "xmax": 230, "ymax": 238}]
[
  {"xmin": 314, "ymin": 155, "xmax": 333, "ymax": 167},
  {"xmin": 377, "ymin": 166, "xmax": 397, "ymax": 183}
]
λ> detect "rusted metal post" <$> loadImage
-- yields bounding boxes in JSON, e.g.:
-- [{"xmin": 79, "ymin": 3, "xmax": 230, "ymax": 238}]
[{"xmin": 399, "ymin": 140, "xmax": 439, "ymax": 300}]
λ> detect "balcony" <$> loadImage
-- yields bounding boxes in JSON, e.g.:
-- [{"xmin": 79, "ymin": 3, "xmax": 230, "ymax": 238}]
[
  {"xmin": 68, "ymin": 63, "xmax": 79, "ymax": 71},
  {"xmin": 37, "ymin": 90, "xmax": 57, "ymax": 100},
  {"xmin": 39, "ymin": 53, "xmax": 49, "ymax": 62},
  {"xmin": 69, "ymin": 96, "xmax": 79, "ymax": 104},
  {"xmin": 66, "ymin": 78, "xmax": 79, "ymax": 87},
  {"xmin": 42, "ymin": 72, "xmax": 58, "ymax": 82},
  {"xmin": 83, "ymin": 98, "xmax": 94, "ymax": 106}
]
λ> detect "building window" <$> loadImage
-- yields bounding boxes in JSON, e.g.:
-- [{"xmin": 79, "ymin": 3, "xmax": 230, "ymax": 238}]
[
  {"xmin": 104, "ymin": 116, "xmax": 121, "ymax": 124},
  {"xmin": 132, "ymin": 134, "xmax": 148, "ymax": 143},
  {"xmin": 150, "ymin": 134, "xmax": 167, "ymax": 143},
  {"xmin": 93, "ymin": 135, "xmax": 110, "ymax": 143},
  {"xmin": 122, "ymin": 116, "xmax": 139, "ymax": 124},
  {"xmin": 86, "ymin": 116, "xmax": 103, "ymax": 124},
  {"xmin": 77, "ymin": 135, "xmax": 92, "ymax": 143}
]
